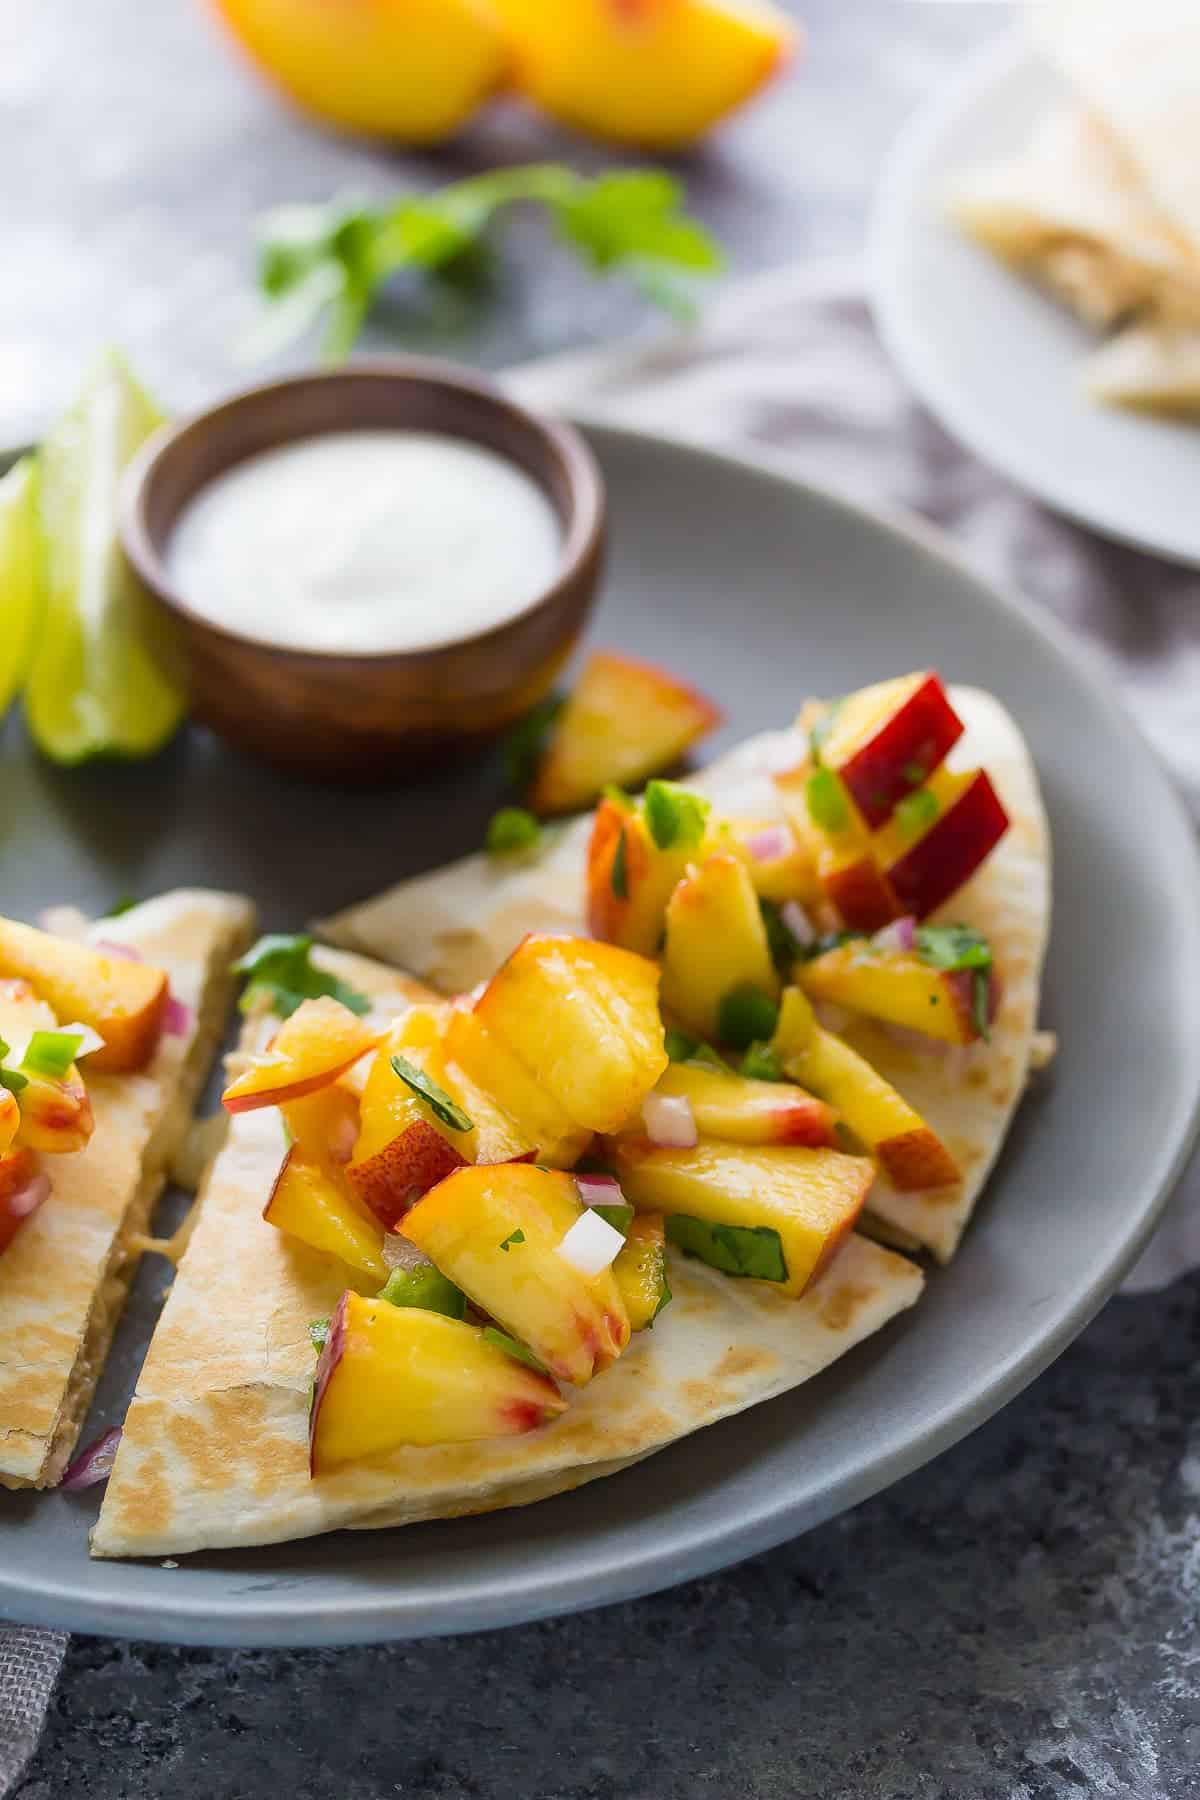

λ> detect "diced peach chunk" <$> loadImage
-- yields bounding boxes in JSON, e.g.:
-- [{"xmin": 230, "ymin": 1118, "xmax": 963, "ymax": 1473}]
[
  {"xmin": 612, "ymin": 1212, "xmax": 669, "ymax": 1330},
  {"xmin": 445, "ymin": 1007, "xmax": 592, "ymax": 1168},
  {"xmin": 223, "ymin": 997, "xmax": 378, "ymax": 1114},
  {"xmin": 263, "ymin": 1147, "xmax": 388, "ymax": 1281},
  {"xmin": 0, "ymin": 915, "xmax": 168, "ymax": 1073},
  {"xmin": 310, "ymin": 1291, "xmax": 566, "ymax": 1475},
  {"xmin": 0, "ymin": 978, "xmax": 93, "ymax": 1155},
  {"xmin": 659, "ymin": 853, "xmax": 778, "ymax": 1042},
  {"xmin": 798, "ymin": 941, "xmax": 985, "ymax": 1046},
  {"xmin": 530, "ymin": 650, "xmax": 722, "ymax": 816},
  {"xmin": 402, "ymin": 1161, "xmax": 630, "ymax": 1386},
  {"xmin": 612, "ymin": 1138, "xmax": 872, "ymax": 1299},
  {"xmin": 474, "ymin": 934, "xmax": 667, "ymax": 1136},
  {"xmin": 652, "ymin": 1061, "xmax": 838, "ymax": 1147}
]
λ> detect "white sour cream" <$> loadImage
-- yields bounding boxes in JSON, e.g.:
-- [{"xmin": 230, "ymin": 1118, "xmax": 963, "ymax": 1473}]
[{"xmin": 165, "ymin": 430, "xmax": 564, "ymax": 654}]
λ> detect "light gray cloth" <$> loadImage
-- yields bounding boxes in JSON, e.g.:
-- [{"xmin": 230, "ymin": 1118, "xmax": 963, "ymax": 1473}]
[
  {"xmin": 0, "ymin": 1628, "xmax": 67, "ymax": 1796},
  {"xmin": 4, "ymin": 258, "xmax": 1197, "ymax": 1790}
]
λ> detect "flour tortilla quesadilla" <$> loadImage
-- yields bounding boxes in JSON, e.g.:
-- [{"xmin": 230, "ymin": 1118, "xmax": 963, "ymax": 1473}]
[
  {"xmin": 323, "ymin": 687, "xmax": 1051, "ymax": 1262},
  {"xmin": 91, "ymin": 944, "xmax": 923, "ymax": 1560},
  {"xmin": 0, "ymin": 890, "xmax": 255, "ymax": 1488}
]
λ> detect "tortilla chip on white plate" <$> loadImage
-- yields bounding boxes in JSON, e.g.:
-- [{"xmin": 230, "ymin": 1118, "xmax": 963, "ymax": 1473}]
[
  {"xmin": 1031, "ymin": 0, "xmax": 1200, "ymax": 258},
  {"xmin": 91, "ymin": 947, "xmax": 923, "ymax": 1559},
  {"xmin": 950, "ymin": 105, "xmax": 1200, "ymax": 332},
  {"xmin": 1084, "ymin": 321, "xmax": 1200, "ymax": 413},
  {"xmin": 322, "ymin": 688, "xmax": 1051, "ymax": 1262},
  {"xmin": 0, "ymin": 890, "xmax": 255, "ymax": 1488}
]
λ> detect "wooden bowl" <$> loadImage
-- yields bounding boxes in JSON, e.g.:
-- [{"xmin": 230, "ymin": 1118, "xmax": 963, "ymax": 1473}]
[{"xmin": 120, "ymin": 361, "xmax": 606, "ymax": 780}]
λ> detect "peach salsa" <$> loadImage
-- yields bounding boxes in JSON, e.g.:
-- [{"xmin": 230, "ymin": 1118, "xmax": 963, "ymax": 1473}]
[{"xmin": 71, "ymin": 666, "xmax": 1050, "ymax": 1561}]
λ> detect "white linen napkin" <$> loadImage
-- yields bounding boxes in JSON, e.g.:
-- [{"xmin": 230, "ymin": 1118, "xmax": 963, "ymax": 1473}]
[{"xmin": 5, "ymin": 256, "xmax": 1197, "ymax": 1792}]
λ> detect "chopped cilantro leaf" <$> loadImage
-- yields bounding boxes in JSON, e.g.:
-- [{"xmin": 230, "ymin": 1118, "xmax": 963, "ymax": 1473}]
[
  {"xmin": 233, "ymin": 934, "xmax": 371, "ymax": 1020},
  {"xmin": 390, "ymin": 1054, "xmax": 474, "ymax": 1135},
  {"xmin": 483, "ymin": 1326, "xmax": 549, "ymax": 1373},
  {"xmin": 741, "ymin": 1040, "xmax": 784, "ymax": 1083},
  {"xmin": 308, "ymin": 1318, "xmax": 329, "ymax": 1354},
  {"xmin": 895, "ymin": 788, "xmax": 940, "ymax": 838},
  {"xmin": 503, "ymin": 691, "xmax": 566, "ymax": 790},
  {"xmin": 663, "ymin": 1027, "xmax": 729, "ymax": 1072},
  {"xmin": 486, "ymin": 806, "xmax": 542, "ymax": 856},
  {"xmin": 105, "ymin": 895, "xmax": 138, "ymax": 917},
  {"xmin": 805, "ymin": 766, "xmax": 849, "ymax": 833},
  {"xmin": 590, "ymin": 1202, "xmax": 634, "ymax": 1236},
  {"xmin": 611, "ymin": 825, "xmax": 630, "ymax": 900},
  {"xmin": 717, "ymin": 984, "xmax": 780, "ymax": 1050},
  {"xmin": 22, "ymin": 1030, "xmax": 84, "ymax": 1080},
  {"xmin": 914, "ymin": 924, "xmax": 992, "ymax": 972},
  {"xmin": 665, "ymin": 1215, "xmax": 788, "ymax": 1283},
  {"xmin": 499, "ymin": 1228, "xmax": 526, "ymax": 1252},
  {"xmin": 808, "ymin": 700, "xmax": 843, "ymax": 767},
  {"xmin": 760, "ymin": 898, "xmax": 806, "ymax": 972},
  {"xmin": 643, "ymin": 780, "xmax": 709, "ymax": 852},
  {"xmin": 379, "ymin": 1265, "xmax": 466, "ymax": 1319}
]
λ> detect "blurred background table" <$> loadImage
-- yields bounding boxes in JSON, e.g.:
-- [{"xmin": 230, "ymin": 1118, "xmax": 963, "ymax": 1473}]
[{"xmin": 7, "ymin": 4, "xmax": 1199, "ymax": 1797}]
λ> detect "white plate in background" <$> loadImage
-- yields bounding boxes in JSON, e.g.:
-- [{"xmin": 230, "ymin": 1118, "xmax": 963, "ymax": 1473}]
[{"xmin": 870, "ymin": 36, "xmax": 1200, "ymax": 567}]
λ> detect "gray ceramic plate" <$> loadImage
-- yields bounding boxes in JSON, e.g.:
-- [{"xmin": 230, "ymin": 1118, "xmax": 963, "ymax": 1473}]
[
  {"xmin": 2, "ymin": 421, "xmax": 1198, "ymax": 1647},
  {"xmin": 871, "ymin": 36, "xmax": 1200, "ymax": 566}
]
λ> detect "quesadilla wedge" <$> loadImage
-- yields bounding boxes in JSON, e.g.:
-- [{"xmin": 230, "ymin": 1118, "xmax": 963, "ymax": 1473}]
[
  {"xmin": 0, "ymin": 890, "xmax": 254, "ymax": 1488},
  {"xmin": 323, "ymin": 685, "xmax": 1051, "ymax": 1261},
  {"xmin": 91, "ymin": 943, "xmax": 923, "ymax": 1559}
]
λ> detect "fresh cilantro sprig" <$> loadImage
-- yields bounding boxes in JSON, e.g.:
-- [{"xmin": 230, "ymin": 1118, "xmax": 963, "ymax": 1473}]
[
  {"xmin": 233, "ymin": 934, "xmax": 372, "ymax": 1021},
  {"xmin": 915, "ymin": 925, "xmax": 994, "ymax": 1041},
  {"xmin": 390, "ymin": 1054, "xmax": 474, "ymax": 1135},
  {"xmin": 250, "ymin": 166, "xmax": 724, "ymax": 361}
]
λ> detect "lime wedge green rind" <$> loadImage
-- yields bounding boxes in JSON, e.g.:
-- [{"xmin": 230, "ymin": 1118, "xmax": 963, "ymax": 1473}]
[
  {"xmin": 25, "ymin": 350, "xmax": 186, "ymax": 765},
  {"xmin": 0, "ymin": 456, "xmax": 43, "ymax": 723}
]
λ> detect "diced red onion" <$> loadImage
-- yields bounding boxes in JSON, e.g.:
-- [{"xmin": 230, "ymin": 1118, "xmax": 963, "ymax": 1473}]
[
  {"xmin": 746, "ymin": 826, "xmax": 792, "ymax": 864},
  {"xmin": 6, "ymin": 1171, "xmax": 51, "ymax": 1220},
  {"xmin": 60, "ymin": 1021, "xmax": 106, "ymax": 1060},
  {"xmin": 163, "ymin": 994, "xmax": 193, "ymax": 1038},
  {"xmin": 557, "ymin": 1208, "xmax": 624, "ymax": 1277},
  {"xmin": 61, "ymin": 1425, "xmax": 123, "ymax": 1491},
  {"xmin": 780, "ymin": 900, "xmax": 815, "ymax": 949},
  {"xmin": 93, "ymin": 938, "xmax": 143, "ymax": 962},
  {"xmin": 575, "ymin": 1173, "xmax": 624, "ymax": 1208},
  {"xmin": 642, "ymin": 1092, "xmax": 698, "ymax": 1149},
  {"xmin": 872, "ymin": 916, "xmax": 916, "ymax": 954}
]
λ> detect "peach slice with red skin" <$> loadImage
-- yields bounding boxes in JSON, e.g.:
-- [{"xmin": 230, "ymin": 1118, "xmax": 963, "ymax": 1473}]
[
  {"xmin": 0, "ymin": 915, "xmax": 168, "ymax": 1073},
  {"xmin": 798, "ymin": 941, "xmax": 990, "ymax": 1047},
  {"xmin": 280, "ymin": 1081, "xmax": 361, "ymax": 1173},
  {"xmin": 587, "ymin": 799, "xmax": 697, "ymax": 956},
  {"xmin": 529, "ymin": 650, "xmax": 723, "ymax": 817},
  {"xmin": 263, "ymin": 1147, "xmax": 388, "ymax": 1281},
  {"xmin": 402, "ymin": 1162, "xmax": 630, "ymax": 1386},
  {"xmin": 882, "ymin": 771, "xmax": 1009, "ymax": 920},
  {"xmin": 0, "ymin": 1148, "xmax": 41, "ymax": 1256},
  {"xmin": 816, "ymin": 673, "xmax": 964, "ymax": 832},
  {"xmin": 659, "ymin": 853, "xmax": 778, "ymax": 1042},
  {"xmin": 223, "ymin": 997, "xmax": 378, "ymax": 1114},
  {"xmin": 309, "ymin": 1290, "xmax": 566, "ymax": 1475},
  {"xmin": 651, "ymin": 1061, "xmax": 838, "ymax": 1147}
]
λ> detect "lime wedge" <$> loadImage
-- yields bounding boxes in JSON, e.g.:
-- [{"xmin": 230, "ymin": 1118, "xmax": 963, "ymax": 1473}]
[
  {"xmin": 0, "ymin": 456, "xmax": 42, "ymax": 721},
  {"xmin": 25, "ymin": 351, "xmax": 186, "ymax": 764}
]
